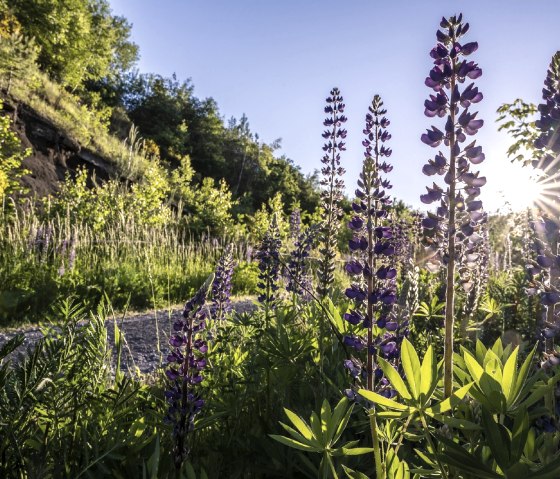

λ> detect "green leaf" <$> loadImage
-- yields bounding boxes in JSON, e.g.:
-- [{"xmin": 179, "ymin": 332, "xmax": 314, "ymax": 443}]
[
  {"xmin": 425, "ymin": 382, "xmax": 473, "ymax": 415},
  {"xmin": 358, "ymin": 389, "xmax": 411, "ymax": 411},
  {"xmin": 420, "ymin": 345, "xmax": 438, "ymax": 403},
  {"xmin": 502, "ymin": 346, "xmax": 519, "ymax": 404},
  {"xmin": 270, "ymin": 434, "xmax": 320, "ymax": 452},
  {"xmin": 511, "ymin": 345, "xmax": 537, "ymax": 406},
  {"xmin": 437, "ymin": 436, "xmax": 501, "ymax": 478},
  {"xmin": 482, "ymin": 408, "xmax": 511, "ymax": 471},
  {"xmin": 310, "ymin": 411, "xmax": 324, "ymax": 445},
  {"xmin": 463, "ymin": 349, "xmax": 484, "ymax": 382},
  {"xmin": 332, "ymin": 400, "xmax": 354, "ymax": 445},
  {"xmin": 279, "ymin": 422, "xmax": 316, "ymax": 446},
  {"xmin": 510, "ymin": 406, "xmax": 529, "ymax": 461},
  {"xmin": 284, "ymin": 408, "xmax": 314, "ymax": 440},
  {"xmin": 377, "ymin": 410, "xmax": 414, "ymax": 419},
  {"xmin": 401, "ymin": 338, "xmax": 421, "ymax": 399},
  {"xmin": 378, "ymin": 357, "xmax": 412, "ymax": 400},
  {"xmin": 431, "ymin": 415, "xmax": 482, "ymax": 431},
  {"xmin": 342, "ymin": 465, "xmax": 370, "ymax": 479},
  {"xmin": 320, "ymin": 399, "xmax": 331, "ymax": 440},
  {"xmin": 0, "ymin": 333, "xmax": 24, "ymax": 360},
  {"xmin": 185, "ymin": 462, "xmax": 196, "ymax": 479},
  {"xmin": 328, "ymin": 397, "xmax": 350, "ymax": 444},
  {"xmin": 475, "ymin": 340, "xmax": 488, "ymax": 363},
  {"xmin": 341, "ymin": 447, "xmax": 374, "ymax": 456},
  {"xmin": 491, "ymin": 338, "xmax": 504, "ymax": 360},
  {"xmin": 528, "ymin": 454, "xmax": 560, "ymax": 479}
]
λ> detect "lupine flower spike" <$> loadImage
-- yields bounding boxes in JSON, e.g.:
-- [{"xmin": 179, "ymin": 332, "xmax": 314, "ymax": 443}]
[
  {"xmin": 210, "ymin": 244, "xmax": 235, "ymax": 321},
  {"xmin": 530, "ymin": 52, "xmax": 560, "ymax": 349},
  {"xmin": 318, "ymin": 87, "xmax": 347, "ymax": 298},
  {"xmin": 420, "ymin": 14, "xmax": 486, "ymax": 397},
  {"xmin": 343, "ymin": 95, "xmax": 406, "ymax": 397},
  {"xmin": 286, "ymin": 224, "xmax": 320, "ymax": 300},
  {"xmin": 255, "ymin": 214, "xmax": 282, "ymax": 325},
  {"xmin": 289, "ymin": 208, "xmax": 301, "ymax": 241},
  {"xmin": 165, "ymin": 274, "xmax": 214, "ymax": 469}
]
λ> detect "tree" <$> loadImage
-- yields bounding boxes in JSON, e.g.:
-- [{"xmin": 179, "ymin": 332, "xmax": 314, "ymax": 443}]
[
  {"xmin": 0, "ymin": 101, "xmax": 29, "ymax": 203},
  {"xmin": 9, "ymin": 0, "xmax": 138, "ymax": 89}
]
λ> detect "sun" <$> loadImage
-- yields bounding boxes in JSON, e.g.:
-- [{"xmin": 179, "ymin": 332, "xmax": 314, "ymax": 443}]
[{"xmin": 485, "ymin": 162, "xmax": 547, "ymax": 213}]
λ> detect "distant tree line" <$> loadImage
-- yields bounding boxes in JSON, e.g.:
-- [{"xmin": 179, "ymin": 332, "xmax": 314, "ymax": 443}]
[{"xmin": 1, "ymin": 0, "xmax": 321, "ymax": 218}]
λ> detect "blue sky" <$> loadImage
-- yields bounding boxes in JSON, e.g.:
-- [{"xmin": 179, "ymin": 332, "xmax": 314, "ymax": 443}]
[{"xmin": 109, "ymin": 0, "xmax": 560, "ymax": 211}]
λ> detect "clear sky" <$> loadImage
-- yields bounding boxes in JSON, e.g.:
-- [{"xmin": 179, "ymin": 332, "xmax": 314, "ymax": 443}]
[{"xmin": 109, "ymin": 0, "xmax": 560, "ymax": 212}]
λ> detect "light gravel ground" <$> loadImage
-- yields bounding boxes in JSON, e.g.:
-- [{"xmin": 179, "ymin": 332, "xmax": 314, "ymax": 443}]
[{"xmin": 0, "ymin": 298, "xmax": 257, "ymax": 374}]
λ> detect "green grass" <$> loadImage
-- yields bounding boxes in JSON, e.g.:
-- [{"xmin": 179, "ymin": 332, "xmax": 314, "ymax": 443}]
[{"xmin": 2, "ymin": 69, "xmax": 149, "ymax": 179}]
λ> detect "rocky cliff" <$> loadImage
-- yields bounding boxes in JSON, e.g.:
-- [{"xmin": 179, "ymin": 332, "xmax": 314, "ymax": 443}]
[{"xmin": 2, "ymin": 97, "xmax": 117, "ymax": 198}]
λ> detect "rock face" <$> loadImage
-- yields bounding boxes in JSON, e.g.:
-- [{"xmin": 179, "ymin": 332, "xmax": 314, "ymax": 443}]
[{"xmin": 2, "ymin": 98, "xmax": 115, "ymax": 198}]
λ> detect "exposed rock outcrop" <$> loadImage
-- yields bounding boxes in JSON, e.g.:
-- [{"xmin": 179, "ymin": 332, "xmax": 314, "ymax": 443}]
[{"xmin": 2, "ymin": 97, "xmax": 116, "ymax": 198}]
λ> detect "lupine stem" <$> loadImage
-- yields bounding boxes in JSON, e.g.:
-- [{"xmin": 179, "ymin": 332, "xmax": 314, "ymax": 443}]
[
  {"xmin": 370, "ymin": 412, "xmax": 385, "ymax": 479},
  {"xmin": 444, "ymin": 64, "xmax": 458, "ymax": 398}
]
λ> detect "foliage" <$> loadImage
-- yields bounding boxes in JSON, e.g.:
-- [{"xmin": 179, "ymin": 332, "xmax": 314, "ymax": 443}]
[
  {"xmin": 497, "ymin": 99, "xmax": 540, "ymax": 166},
  {"xmin": 0, "ymin": 101, "xmax": 29, "ymax": 201},
  {"xmin": 0, "ymin": 301, "xmax": 165, "ymax": 478},
  {"xmin": 8, "ymin": 0, "xmax": 138, "ymax": 89},
  {"xmin": 3, "ymin": 8, "xmax": 560, "ymax": 479},
  {"xmin": 271, "ymin": 398, "xmax": 372, "ymax": 479}
]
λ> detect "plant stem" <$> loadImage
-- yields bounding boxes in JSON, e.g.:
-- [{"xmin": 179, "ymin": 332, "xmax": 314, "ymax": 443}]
[
  {"xmin": 444, "ymin": 50, "xmax": 458, "ymax": 399},
  {"xmin": 370, "ymin": 411, "xmax": 384, "ymax": 479},
  {"xmin": 420, "ymin": 414, "xmax": 449, "ymax": 479}
]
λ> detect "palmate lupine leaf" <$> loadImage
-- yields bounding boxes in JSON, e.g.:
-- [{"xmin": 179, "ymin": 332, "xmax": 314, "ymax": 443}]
[
  {"xmin": 438, "ymin": 405, "xmax": 560, "ymax": 479},
  {"xmin": 271, "ymin": 397, "xmax": 372, "ymax": 475},
  {"xmin": 455, "ymin": 340, "xmax": 558, "ymax": 414},
  {"xmin": 359, "ymin": 338, "xmax": 473, "ymax": 418}
]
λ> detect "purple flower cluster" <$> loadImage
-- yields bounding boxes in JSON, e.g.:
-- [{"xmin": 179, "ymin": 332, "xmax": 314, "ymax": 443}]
[
  {"xmin": 530, "ymin": 52, "xmax": 560, "ymax": 348},
  {"xmin": 318, "ymin": 87, "xmax": 347, "ymax": 298},
  {"xmin": 527, "ymin": 216, "xmax": 560, "ymax": 345},
  {"xmin": 289, "ymin": 208, "xmax": 301, "ymax": 241},
  {"xmin": 165, "ymin": 275, "xmax": 213, "ymax": 469},
  {"xmin": 286, "ymin": 224, "xmax": 319, "ymax": 299},
  {"xmin": 210, "ymin": 244, "xmax": 235, "ymax": 321},
  {"xmin": 342, "ymin": 95, "xmax": 407, "ymax": 396},
  {"xmin": 57, "ymin": 236, "xmax": 77, "ymax": 276},
  {"xmin": 32, "ymin": 225, "xmax": 53, "ymax": 261},
  {"xmin": 534, "ymin": 52, "xmax": 560, "ymax": 165},
  {"xmin": 420, "ymin": 15, "xmax": 486, "ymax": 255},
  {"xmin": 420, "ymin": 14, "xmax": 486, "ymax": 397},
  {"xmin": 255, "ymin": 215, "xmax": 282, "ymax": 305}
]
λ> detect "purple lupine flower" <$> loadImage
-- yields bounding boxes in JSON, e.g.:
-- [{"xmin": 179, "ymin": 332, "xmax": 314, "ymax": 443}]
[
  {"xmin": 255, "ymin": 214, "xmax": 282, "ymax": 308},
  {"xmin": 420, "ymin": 14, "xmax": 486, "ymax": 397},
  {"xmin": 534, "ymin": 52, "xmax": 560, "ymax": 158},
  {"xmin": 318, "ymin": 87, "xmax": 347, "ymax": 298},
  {"xmin": 165, "ymin": 274, "xmax": 214, "ymax": 470},
  {"xmin": 531, "ymin": 52, "xmax": 560, "ymax": 351},
  {"xmin": 289, "ymin": 208, "xmax": 302, "ymax": 240},
  {"xmin": 286, "ymin": 224, "xmax": 319, "ymax": 300},
  {"xmin": 210, "ymin": 244, "xmax": 235, "ymax": 321},
  {"xmin": 342, "ymin": 95, "xmax": 408, "ymax": 397}
]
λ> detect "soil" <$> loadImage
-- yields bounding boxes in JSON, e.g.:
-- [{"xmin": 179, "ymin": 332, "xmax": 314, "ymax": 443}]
[
  {"xmin": 0, "ymin": 298, "xmax": 257, "ymax": 374},
  {"xmin": 2, "ymin": 97, "xmax": 116, "ymax": 198}
]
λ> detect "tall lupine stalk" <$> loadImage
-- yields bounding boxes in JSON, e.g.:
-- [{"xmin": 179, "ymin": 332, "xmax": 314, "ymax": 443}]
[
  {"xmin": 531, "ymin": 52, "xmax": 560, "ymax": 351},
  {"xmin": 344, "ymin": 95, "xmax": 397, "ymax": 392},
  {"xmin": 420, "ymin": 14, "xmax": 486, "ymax": 397},
  {"xmin": 317, "ymin": 88, "xmax": 347, "ymax": 299},
  {"xmin": 210, "ymin": 244, "xmax": 235, "ymax": 321},
  {"xmin": 286, "ymin": 224, "xmax": 319, "ymax": 301},
  {"xmin": 165, "ymin": 274, "xmax": 213, "ymax": 470},
  {"xmin": 255, "ymin": 214, "xmax": 282, "ymax": 325},
  {"xmin": 289, "ymin": 208, "xmax": 301, "ymax": 241}
]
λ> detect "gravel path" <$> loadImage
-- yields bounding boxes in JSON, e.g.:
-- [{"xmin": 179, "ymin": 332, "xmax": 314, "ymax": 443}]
[{"xmin": 0, "ymin": 298, "xmax": 257, "ymax": 374}]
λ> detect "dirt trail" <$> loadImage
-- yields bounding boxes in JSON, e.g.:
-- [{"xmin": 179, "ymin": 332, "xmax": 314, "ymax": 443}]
[{"xmin": 0, "ymin": 299, "xmax": 256, "ymax": 374}]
